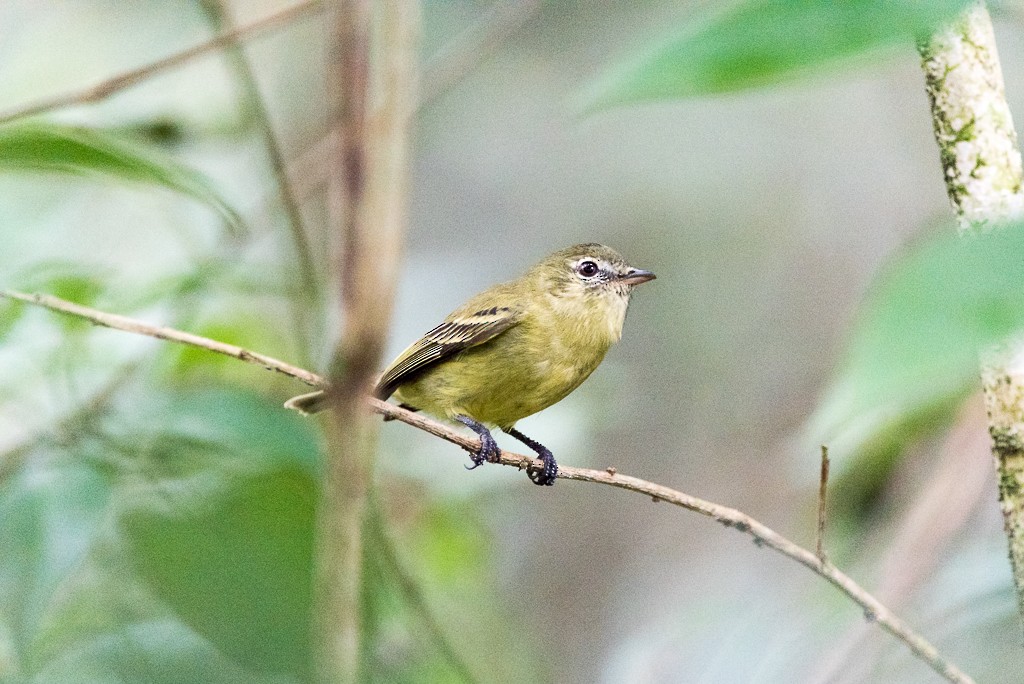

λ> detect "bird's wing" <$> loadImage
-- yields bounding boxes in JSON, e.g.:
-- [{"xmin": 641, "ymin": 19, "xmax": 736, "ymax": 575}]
[{"xmin": 374, "ymin": 305, "xmax": 522, "ymax": 399}]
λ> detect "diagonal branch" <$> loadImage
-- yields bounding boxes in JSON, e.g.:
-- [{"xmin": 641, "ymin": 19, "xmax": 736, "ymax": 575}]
[
  {"xmin": 0, "ymin": 288, "xmax": 975, "ymax": 684},
  {"xmin": 197, "ymin": 0, "xmax": 321, "ymax": 369},
  {"xmin": 366, "ymin": 496, "xmax": 479, "ymax": 683},
  {"xmin": 420, "ymin": 0, "xmax": 541, "ymax": 106},
  {"xmin": 1, "ymin": 290, "xmax": 322, "ymax": 386},
  {"xmin": 0, "ymin": 0, "xmax": 321, "ymax": 126}
]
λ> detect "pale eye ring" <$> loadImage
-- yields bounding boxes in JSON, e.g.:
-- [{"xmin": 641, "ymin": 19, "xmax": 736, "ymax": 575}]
[{"xmin": 577, "ymin": 260, "xmax": 599, "ymax": 277}]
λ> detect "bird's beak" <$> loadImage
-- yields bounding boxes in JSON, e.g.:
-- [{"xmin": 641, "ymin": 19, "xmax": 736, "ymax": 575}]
[{"xmin": 617, "ymin": 268, "xmax": 656, "ymax": 286}]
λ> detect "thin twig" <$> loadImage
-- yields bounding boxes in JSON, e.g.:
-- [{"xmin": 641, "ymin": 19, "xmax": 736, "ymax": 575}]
[
  {"xmin": 0, "ymin": 288, "xmax": 975, "ymax": 684},
  {"xmin": 420, "ymin": 0, "xmax": 541, "ymax": 106},
  {"xmin": 816, "ymin": 445, "xmax": 830, "ymax": 563},
  {"xmin": 0, "ymin": 0, "xmax": 321, "ymax": 126},
  {"xmin": 198, "ymin": 0, "xmax": 321, "ymax": 361},
  {"xmin": 287, "ymin": 0, "xmax": 543, "ymax": 203},
  {"xmin": 0, "ymin": 290, "xmax": 322, "ymax": 386},
  {"xmin": 809, "ymin": 403, "xmax": 993, "ymax": 684},
  {"xmin": 367, "ymin": 497, "xmax": 478, "ymax": 684}
]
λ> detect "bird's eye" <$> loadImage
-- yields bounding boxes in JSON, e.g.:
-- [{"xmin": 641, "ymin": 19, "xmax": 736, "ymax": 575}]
[{"xmin": 577, "ymin": 260, "xmax": 599, "ymax": 277}]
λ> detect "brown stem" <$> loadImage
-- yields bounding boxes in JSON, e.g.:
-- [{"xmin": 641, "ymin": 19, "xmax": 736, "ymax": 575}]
[
  {"xmin": 0, "ymin": 288, "xmax": 975, "ymax": 684},
  {"xmin": 816, "ymin": 445, "xmax": 830, "ymax": 562},
  {"xmin": 317, "ymin": 0, "xmax": 419, "ymax": 681}
]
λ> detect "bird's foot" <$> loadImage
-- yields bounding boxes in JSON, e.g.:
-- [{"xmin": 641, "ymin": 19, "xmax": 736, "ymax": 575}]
[
  {"xmin": 503, "ymin": 427, "xmax": 558, "ymax": 486},
  {"xmin": 456, "ymin": 415, "xmax": 500, "ymax": 471},
  {"xmin": 466, "ymin": 428, "xmax": 500, "ymax": 470},
  {"xmin": 527, "ymin": 449, "xmax": 558, "ymax": 486}
]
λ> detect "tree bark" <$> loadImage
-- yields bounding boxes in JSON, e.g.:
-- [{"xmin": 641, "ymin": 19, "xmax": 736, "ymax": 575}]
[{"xmin": 919, "ymin": 0, "xmax": 1024, "ymax": 623}]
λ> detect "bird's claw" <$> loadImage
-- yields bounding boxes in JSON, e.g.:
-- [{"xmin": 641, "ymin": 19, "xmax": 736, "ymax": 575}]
[
  {"xmin": 465, "ymin": 430, "xmax": 500, "ymax": 470},
  {"xmin": 528, "ymin": 452, "xmax": 558, "ymax": 486}
]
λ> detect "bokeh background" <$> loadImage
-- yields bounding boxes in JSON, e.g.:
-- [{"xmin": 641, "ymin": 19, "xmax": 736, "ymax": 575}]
[{"xmin": 1, "ymin": 1, "xmax": 1023, "ymax": 682}]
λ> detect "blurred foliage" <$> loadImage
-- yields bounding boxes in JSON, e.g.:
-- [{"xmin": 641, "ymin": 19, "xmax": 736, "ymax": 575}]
[
  {"xmin": 0, "ymin": 385, "xmax": 513, "ymax": 682},
  {"xmin": 3, "ymin": 0, "xmax": 1024, "ymax": 682},
  {"xmin": 581, "ymin": 0, "xmax": 972, "ymax": 110},
  {"xmin": 360, "ymin": 497, "xmax": 537, "ymax": 683},
  {"xmin": 0, "ymin": 123, "xmax": 243, "ymax": 235},
  {"xmin": 0, "ymin": 388, "xmax": 319, "ymax": 682},
  {"xmin": 825, "ymin": 400, "xmax": 961, "ymax": 526},
  {"xmin": 810, "ymin": 222, "xmax": 1024, "ymax": 464}
]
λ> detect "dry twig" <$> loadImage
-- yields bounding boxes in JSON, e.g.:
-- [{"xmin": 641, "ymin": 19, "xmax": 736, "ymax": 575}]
[
  {"xmin": 199, "ymin": 0, "xmax": 321, "ymax": 348},
  {"xmin": 0, "ymin": 288, "xmax": 975, "ymax": 684},
  {"xmin": 0, "ymin": 0, "xmax": 320, "ymax": 125},
  {"xmin": 816, "ymin": 445, "xmax": 830, "ymax": 562},
  {"xmin": 809, "ymin": 403, "xmax": 993, "ymax": 684},
  {"xmin": 420, "ymin": 0, "xmax": 541, "ymax": 105}
]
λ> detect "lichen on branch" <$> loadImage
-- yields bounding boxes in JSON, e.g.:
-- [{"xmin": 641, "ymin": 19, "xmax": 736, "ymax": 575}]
[{"xmin": 919, "ymin": 1, "xmax": 1024, "ymax": 624}]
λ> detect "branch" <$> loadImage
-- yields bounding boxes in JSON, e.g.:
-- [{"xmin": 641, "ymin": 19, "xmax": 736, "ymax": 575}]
[
  {"xmin": 816, "ymin": 445, "xmax": 829, "ymax": 562},
  {"xmin": 0, "ymin": 290, "xmax": 322, "ymax": 386},
  {"xmin": 199, "ymin": 0, "xmax": 321, "ymax": 358},
  {"xmin": 919, "ymin": 0, "xmax": 1024, "ymax": 625},
  {"xmin": 286, "ymin": 0, "xmax": 542, "ymax": 203},
  {"xmin": 317, "ymin": 1, "xmax": 419, "ymax": 681},
  {"xmin": 809, "ymin": 402, "xmax": 993, "ymax": 684},
  {"xmin": 0, "ymin": 0, "xmax": 321, "ymax": 126},
  {"xmin": 0, "ymin": 288, "xmax": 975, "ymax": 684},
  {"xmin": 420, "ymin": 0, "xmax": 541, "ymax": 106}
]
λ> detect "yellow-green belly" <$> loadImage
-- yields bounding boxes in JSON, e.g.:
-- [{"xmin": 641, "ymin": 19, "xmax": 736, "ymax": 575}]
[{"xmin": 393, "ymin": 324, "xmax": 607, "ymax": 429}]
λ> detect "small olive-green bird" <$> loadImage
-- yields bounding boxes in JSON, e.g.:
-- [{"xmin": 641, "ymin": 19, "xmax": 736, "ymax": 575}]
[{"xmin": 285, "ymin": 243, "xmax": 655, "ymax": 486}]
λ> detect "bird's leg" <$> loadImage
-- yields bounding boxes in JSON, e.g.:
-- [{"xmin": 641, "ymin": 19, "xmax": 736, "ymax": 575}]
[
  {"xmin": 502, "ymin": 427, "xmax": 558, "ymax": 486},
  {"xmin": 455, "ymin": 415, "xmax": 500, "ymax": 469}
]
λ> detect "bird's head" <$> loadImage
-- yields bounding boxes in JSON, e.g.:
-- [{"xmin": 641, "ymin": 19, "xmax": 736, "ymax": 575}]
[
  {"xmin": 526, "ymin": 244, "xmax": 654, "ymax": 342},
  {"xmin": 531, "ymin": 243, "xmax": 656, "ymax": 300}
]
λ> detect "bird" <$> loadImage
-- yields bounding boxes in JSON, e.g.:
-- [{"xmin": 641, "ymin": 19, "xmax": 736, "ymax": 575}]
[{"xmin": 285, "ymin": 243, "xmax": 655, "ymax": 486}]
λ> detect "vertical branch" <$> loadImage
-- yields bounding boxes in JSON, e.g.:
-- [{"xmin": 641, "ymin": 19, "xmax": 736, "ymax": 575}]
[
  {"xmin": 816, "ymin": 445, "xmax": 830, "ymax": 562},
  {"xmin": 919, "ymin": 0, "xmax": 1024, "ymax": 623},
  {"xmin": 317, "ymin": 1, "xmax": 419, "ymax": 682}
]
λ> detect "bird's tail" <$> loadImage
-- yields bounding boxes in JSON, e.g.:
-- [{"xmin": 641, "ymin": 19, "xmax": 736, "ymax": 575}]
[{"xmin": 283, "ymin": 390, "xmax": 330, "ymax": 415}]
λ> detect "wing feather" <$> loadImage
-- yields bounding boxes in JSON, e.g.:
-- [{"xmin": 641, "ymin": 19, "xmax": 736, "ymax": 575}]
[{"xmin": 373, "ymin": 306, "xmax": 521, "ymax": 399}]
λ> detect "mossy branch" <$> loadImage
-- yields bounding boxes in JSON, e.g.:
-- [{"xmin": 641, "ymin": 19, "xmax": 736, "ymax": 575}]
[{"xmin": 919, "ymin": 0, "xmax": 1024, "ymax": 623}]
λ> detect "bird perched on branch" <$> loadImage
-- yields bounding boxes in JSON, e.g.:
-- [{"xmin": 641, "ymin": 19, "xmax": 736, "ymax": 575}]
[{"xmin": 285, "ymin": 243, "xmax": 655, "ymax": 486}]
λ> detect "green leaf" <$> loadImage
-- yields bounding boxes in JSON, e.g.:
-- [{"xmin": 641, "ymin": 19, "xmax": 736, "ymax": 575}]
[
  {"xmin": 0, "ymin": 123, "xmax": 243, "ymax": 234},
  {"xmin": 809, "ymin": 221, "xmax": 1024, "ymax": 463},
  {"xmin": 0, "ymin": 296, "xmax": 24, "ymax": 339},
  {"xmin": 0, "ymin": 387, "xmax": 320, "ymax": 682},
  {"xmin": 581, "ymin": 0, "xmax": 972, "ymax": 111}
]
